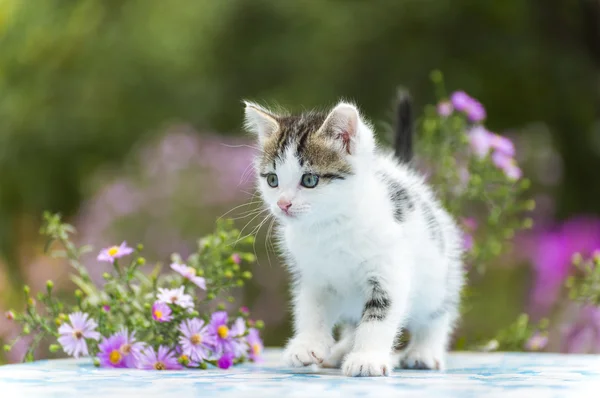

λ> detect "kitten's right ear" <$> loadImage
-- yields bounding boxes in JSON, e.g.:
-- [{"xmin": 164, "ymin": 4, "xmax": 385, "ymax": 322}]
[{"xmin": 243, "ymin": 101, "xmax": 279, "ymax": 144}]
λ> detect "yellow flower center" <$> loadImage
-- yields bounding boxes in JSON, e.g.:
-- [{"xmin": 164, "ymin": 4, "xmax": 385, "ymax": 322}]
[
  {"xmin": 190, "ymin": 334, "xmax": 202, "ymax": 345},
  {"xmin": 120, "ymin": 344, "xmax": 132, "ymax": 355},
  {"xmin": 107, "ymin": 247, "xmax": 119, "ymax": 256},
  {"xmin": 109, "ymin": 350, "xmax": 122, "ymax": 365},
  {"xmin": 154, "ymin": 310, "xmax": 163, "ymax": 319},
  {"xmin": 73, "ymin": 330, "xmax": 83, "ymax": 339},
  {"xmin": 179, "ymin": 354, "xmax": 189, "ymax": 362},
  {"xmin": 252, "ymin": 343, "xmax": 261, "ymax": 355},
  {"xmin": 217, "ymin": 325, "xmax": 229, "ymax": 339},
  {"xmin": 154, "ymin": 362, "xmax": 166, "ymax": 370},
  {"xmin": 187, "ymin": 267, "xmax": 196, "ymax": 276}
]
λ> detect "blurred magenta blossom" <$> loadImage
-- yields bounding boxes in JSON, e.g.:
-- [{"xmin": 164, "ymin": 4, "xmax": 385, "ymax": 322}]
[
  {"xmin": 561, "ymin": 305, "xmax": 600, "ymax": 353},
  {"xmin": 450, "ymin": 91, "xmax": 486, "ymax": 122}
]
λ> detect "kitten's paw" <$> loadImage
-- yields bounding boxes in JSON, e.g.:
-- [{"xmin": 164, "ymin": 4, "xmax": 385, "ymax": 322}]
[
  {"xmin": 282, "ymin": 335, "xmax": 333, "ymax": 367},
  {"xmin": 399, "ymin": 348, "xmax": 444, "ymax": 370},
  {"xmin": 342, "ymin": 351, "xmax": 392, "ymax": 377}
]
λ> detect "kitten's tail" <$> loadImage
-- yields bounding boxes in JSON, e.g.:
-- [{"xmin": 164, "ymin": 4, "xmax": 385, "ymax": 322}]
[{"xmin": 393, "ymin": 89, "xmax": 413, "ymax": 163}]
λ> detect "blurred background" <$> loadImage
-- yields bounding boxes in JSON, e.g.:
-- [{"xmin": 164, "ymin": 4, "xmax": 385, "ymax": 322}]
[{"xmin": 1, "ymin": 0, "xmax": 600, "ymax": 363}]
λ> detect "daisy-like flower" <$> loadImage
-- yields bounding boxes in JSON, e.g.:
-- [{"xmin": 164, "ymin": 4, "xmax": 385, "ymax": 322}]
[
  {"xmin": 208, "ymin": 311, "xmax": 244, "ymax": 356},
  {"xmin": 246, "ymin": 328, "xmax": 263, "ymax": 362},
  {"xmin": 57, "ymin": 312, "xmax": 100, "ymax": 358},
  {"xmin": 217, "ymin": 352, "xmax": 234, "ymax": 369},
  {"xmin": 525, "ymin": 332, "xmax": 548, "ymax": 351},
  {"xmin": 138, "ymin": 346, "xmax": 183, "ymax": 370},
  {"xmin": 490, "ymin": 134, "xmax": 516, "ymax": 157},
  {"xmin": 115, "ymin": 328, "xmax": 145, "ymax": 367},
  {"xmin": 152, "ymin": 301, "xmax": 173, "ymax": 322},
  {"xmin": 97, "ymin": 333, "xmax": 127, "ymax": 368},
  {"xmin": 178, "ymin": 318, "xmax": 214, "ymax": 362},
  {"xmin": 492, "ymin": 152, "xmax": 522, "ymax": 180},
  {"xmin": 157, "ymin": 287, "xmax": 194, "ymax": 310},
  {"xmin": 170, "ymin": 263, "xmax": 206, "ymax": 290},
  {"xmin": 450, "ymin": 91, "xmax": 486, "ymax": 122},
  {"xmin": 468, "ymin": 126, "xmax": 493, "ymax": 159},
  {"xmin": 97, "ymin": 242, "xmax": 134, "ymax": 263}
]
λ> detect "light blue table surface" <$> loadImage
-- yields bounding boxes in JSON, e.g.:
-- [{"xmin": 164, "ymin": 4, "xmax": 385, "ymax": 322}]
[{"xmin": 1, "ymin": 349, "xmax": 599, "ymax": 397}]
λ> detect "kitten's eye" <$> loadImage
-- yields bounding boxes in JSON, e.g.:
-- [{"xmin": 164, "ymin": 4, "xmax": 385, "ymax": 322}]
[
  {"xmin": 300, "ymin": 173, "xmax": 319, "ymax": 188},
  {"xmin": 266, "ymin": 173, "xmax": 278, "ymax": 188}
]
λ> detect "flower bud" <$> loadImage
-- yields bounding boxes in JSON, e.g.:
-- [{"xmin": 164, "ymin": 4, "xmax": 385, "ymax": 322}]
[
  {"xmin": 136, "ymin": 244, "xmax": 144, "ymax": 251},
  {"xmin": 49, "ymin": 344, "xmax": 59, "ymax": 353},
  {"xmin": 207, "ymin": 293, "xmax": 216, "ymax": 300},
  {"xmin": 224, "ymin": 270, "xmax": 234, "ymax": 279},
  {"xmin": 227, "ymin": 296, "xmax": 235, "ymax": 303},
  {"xmin": 217, "ymin": 303, "xmax": 226, "ymax": 311},
  {"xmin": 190, "ymin": 311, "xmax": 200, "ymax": 317},
  {"xmin": 55, "ymin": 318, "xmax": 62, "ymax": 326},
  {"xmin": 23, "ymin": 285, "xmax": 30, "ymax": 295},
  {"xmin": 522, "ymin": 218, "xmax": 533, "ymax": 229},
  {"xmin": 231, "ymin": 253, "xmax": 241, "ymax": 265},
  {"xmin": 136, "ymin": 257, "xmax": 146, "ymax": 265},
  {"xmin": 199, "ymin": 362, "xmax": 208, "ymax": 370},
  {"xmin": 525, "ymin": 199, "xmax": 536, "ymax": 211},
  {"xmin": 242, "ymin": 271, "xmax": 252, "ymax": 280},
  {"xmin": 23, "ymin": 325, "xmax": 31, "ymax": 335},
  {"xmin": 59, "ymin": 313, "xmax": 68, "ymax": 321},
  {"xmin": 5, "ymin": 310, "xmax": 14, "ymax": 321},
  {"xmin": 27, "ymin": 298, "xmax": 36, "ymax": 307},
  {"xmin": 75, "ymin": 289, "xmax": 83, "ymax": 298},
  {"xmin": 3, "ymin": 344, "xmax": 11, "ymax": 352},
  {"xmin": 46, "ymin": 280, "xmax": 54, "ymax": 291},
  {"xmin": 236, "ymin": 279, "xmax": 244, "ymax": 287},
  {"xmin": 102, "ymin": 273, "xmax": 111, "ymax": 280},
  {"xmin": 93, "ymin": 358, "xmax": 101, "ymax": 367},
  {"xmin": 255, "ymin": 320, "xmax": 264, "ymax": 329}
]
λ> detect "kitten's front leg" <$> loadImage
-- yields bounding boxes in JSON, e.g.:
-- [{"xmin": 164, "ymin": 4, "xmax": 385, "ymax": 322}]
[
  {"xmin": 283, "ymin": 281, "xmax": 338, "ymax": 367},
  {"xmin": 342, "ymin": 277, "xmax": 408, "ymax": 377}
]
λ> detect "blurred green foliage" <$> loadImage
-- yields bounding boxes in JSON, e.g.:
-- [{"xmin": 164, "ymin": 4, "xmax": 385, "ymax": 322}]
[{"xmin": 0, "ymin": 0, "xmax": 599, "ymax": 279}]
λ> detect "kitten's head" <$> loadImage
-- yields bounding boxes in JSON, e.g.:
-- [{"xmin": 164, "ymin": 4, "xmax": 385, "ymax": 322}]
[{"xmin": 243, "ymin": 100, "xmax": 376, "ymax": 223}]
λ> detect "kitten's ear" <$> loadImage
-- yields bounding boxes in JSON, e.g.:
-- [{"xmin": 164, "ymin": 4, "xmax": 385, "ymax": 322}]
[
  {"xmin": 318, "ymin": 102, "xmax": 360, "ymax": 155},
  {"xmin": 243, "ymin": 101, "xmax": 279, "ymax": 144}
]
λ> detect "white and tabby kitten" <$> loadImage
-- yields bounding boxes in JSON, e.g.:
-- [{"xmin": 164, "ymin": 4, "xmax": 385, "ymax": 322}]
[{"xmin": 243, "ymin": 95, "xmax": 464, "ymax": 377}]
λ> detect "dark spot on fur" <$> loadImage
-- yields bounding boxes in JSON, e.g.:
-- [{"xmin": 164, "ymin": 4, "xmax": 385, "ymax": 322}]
[{"xmin": 362, "ymin": 278, "xmax": 391, "ymax": 322}]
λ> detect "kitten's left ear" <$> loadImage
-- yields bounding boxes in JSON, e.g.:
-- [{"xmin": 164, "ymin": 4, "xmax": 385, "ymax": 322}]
[
  {"xmin": 318, "ymin": 102, "xmax": 360, "ymax": 155},
  {"xmin": 243, "ymin": 101, "xmax": 279, "ymax": 145}
]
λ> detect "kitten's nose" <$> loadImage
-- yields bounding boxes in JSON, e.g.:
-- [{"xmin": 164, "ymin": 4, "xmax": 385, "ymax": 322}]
[{"xmin": 277, "ymin": 199, "xmax": 292, "ymax": 212}]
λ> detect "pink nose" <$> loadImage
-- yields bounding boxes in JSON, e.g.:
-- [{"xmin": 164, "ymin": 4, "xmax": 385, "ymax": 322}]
[{"xmin": 277, "ymin": 199, "xmax": 292, "ymax": 212}]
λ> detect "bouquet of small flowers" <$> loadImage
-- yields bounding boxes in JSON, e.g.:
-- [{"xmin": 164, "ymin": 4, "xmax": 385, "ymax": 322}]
[{"xmin": 4, "ymin": 212, "xmax": 264, "ymax": 370}]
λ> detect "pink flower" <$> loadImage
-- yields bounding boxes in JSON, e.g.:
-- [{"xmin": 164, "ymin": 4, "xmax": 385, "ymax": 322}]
[
  {"xmin": 102, "ymin": 305, "xmax": 111, "ymax": 312},
  {"xmin": 525, "ymin": 332, "xmax": 548, "ymax": 351},
  {"xmin": 97, "ymin": 242, "xmax": 134, "ymax": 263},
  {"xmin": 5, "ymin": 311, "xmax": 14, "ymax": 321},
  {"xmin": 437, "ymin": 101, "xmax": 453, "ymax": 117},
  {"xmin": 231, "ymin": 253, "xmax": 241, "ymax": 265},
  {"xmin": 57, "ymin": 312, "xmax": 101, "ymax": 358},
  {"xmin": 468, "ymin": 126, "xmax": 493, "ymax": 158},
  {"xmin": 152, "ymin": 301, "xmax": 173, "ymax": 322},
  {"xmin": 170, "ymin": 263, "xmax": 206, "ymax": 290},
  {"xmin": 490, "ymin": 134, "xmax": 515, "ymax": 157},
  {"xmin": 450, "ymin": 91, "xmax": 486, "ymax": 122},
  {"xmin": 217, "ymin": 352, "xmax": 234, "ymax": 369},
  {"xmin": 492, "ymin": 152, "xmax": 522, "ymax": 180}
]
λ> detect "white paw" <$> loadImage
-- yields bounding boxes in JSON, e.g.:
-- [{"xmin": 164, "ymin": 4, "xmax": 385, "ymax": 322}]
[
  {"xmin": 342, "ymin": 351, "xmax": 392, "ymax": 377},
  {"xmin": 282, "ymin": 335, "xmax": 333, "ymax": 367},
  {"xmin": 399, "ymin": 348, "xmax": 444, "ymax": 370}
]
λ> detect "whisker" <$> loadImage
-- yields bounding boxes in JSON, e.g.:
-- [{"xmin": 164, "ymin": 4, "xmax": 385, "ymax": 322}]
[{"xmin": 217, "ymin": 201, "xmax": 263, "ymax": 220}]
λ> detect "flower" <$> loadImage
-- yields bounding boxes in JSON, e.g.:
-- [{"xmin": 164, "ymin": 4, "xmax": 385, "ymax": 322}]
[
  {"xmin": 240, "ymin": 306, "xmax": 249, "ymax": 315},
  {"xmin": 450, "ymin": 91, "xmax": 486, "ymax": 122},
  {"xmin": 170, "ymin": 263, "xmax": 206, "ymax": 290},
  {"xmin": 437, "ymin": 101, "xmax": 453, "ymax": 117},
  {"xmin": 246, "ymin": 328, "xmax": 263, "ymax": 362},
  {"xmin": 152, "ymin": 301, "xmax": 173, "ymax": 322},
  {"xmin": 178, "ymin": 318, "xmax": 214, "ymax": 362},
  {"xmin": 490, "ymin": 134, "xmax": 515, "ymax": 157},
  {"xmin": 138, "ymin": 346, "xmax": 183, "ymax": 370},
  {"xmin": 208, "ymin": 311, "xmax": 243, "ymax": 355},
  {"xmin": 561, "ymin": 305, "xmax": 600, "ymax": 353},
  {"xmin": 115, "ymin": 328, "xmax": 145, "ymax": 367},
  {"xmin": 525, "ymin": 332, "xmax": 548, "ymax": 351},
  {"xmin": 5, "ymin": 311, "xmax": 14, "ymax": 321},
  {"xmin": 468, "ymin": 126, "xmax": 493, "ymax": 158},
  {"xmin": 97, "ymin": 242, "xmax": 134, "ymax": 263},
  {"xmin": 57, "ymin": 312, "xmax": 100, "ymax": 358},
  {"xmin": 231, "ymin": 253, "xmax": 241, "ymax": 265},
  {"xmin": 97, "ymin": 333, "xmax": 127, "ymax": 368},
  {"xmin": 492, "ymin": 152, "xmax": 522, "ymax": 180},
  {"xmin": 102, "ymin": 305, "xmax": 111, "ymax": 312},
  {"xmin": 217, "ymin": 352, "xmax": 234, "ymax": 369},
  {"xmin": 157, "ymin": 287, "xmax": 194, "ymax": 310}
]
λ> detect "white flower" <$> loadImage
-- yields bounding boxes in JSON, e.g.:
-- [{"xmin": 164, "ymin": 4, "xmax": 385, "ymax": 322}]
[{"xmin": 157, "ymin": 286, "xmax": 194, "ymax": 310}]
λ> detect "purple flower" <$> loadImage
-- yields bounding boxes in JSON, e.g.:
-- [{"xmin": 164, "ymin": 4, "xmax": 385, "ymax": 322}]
[
  {"xmin": 97, "ymin": 242, "xmax": 134, "ymax": 263},
  {"xmin": 450, "ymin": 91, "xmax": 486, "ymax": 122},
  {"xmin": 246, "ymin": 328, "xmax": 263, "ymax": 362},
  {"xmin": 152, "ymin": 301, "xmax": 173, "ymax": 322},
  {"xmin": 217, "ymin": 352, "xmax": 234, "ymax": 369},
  {"xmin": 490, "ymin": 134, "xmax": 515, "ymax": 157},
  {"xmin": 157, "ymin": 287, "xmax": 194, "ymax": 310},
  {"xmin": 102, "ymin": 305, "xmax": 111, "ymax": 312},
  {"xmin": 115, "ymin": 328, "xmax": 145, "ymax": 367},
  {"xmin": 525, "ymin": 332, "xmax": 548, "ymax": 351},
  {"xmin": 170, "ymin": 263, "xmax": 206, "ymax": 290},
  {"xmin": 178, "ymin": 318, "xmax": 214, "ymax": 362},
  {"xmin": 561, "ymin": 306, "xmax": 600, "ymax": 353},
  {"xmin": 525, "ymin": 217, "xmax": 600, "ymax": 316},
  {"xmin": 468, "ymin": 126, "xmax": 493, "ymax": 158},
  {"xmin": 97, "ymin": 333, "xmax": 127, "ymax": 368},
  {"xmin": 57, "ymin": 312, "xmax": 101, "ymax": 358},
  {"xmin": 231, "ymin": 253, "xmax": 241, "ymax": 265},
  {"xmin": 437, "ymin": 101, "xmax": 453, "ymax": 117},
  {"xmin": 492, "ymin": 152, "xmax": 522, "ymax": 180},
  {"xmin": 240, "ymin": 306, "xmax": 249, "ymax": 315},
  {"xmin": 208, "ymin": 311, "xmax": 243, "ymax": 356},
  {"xmin": 138, "ymin": 346, "xmax": 183, "ymax": 370}
]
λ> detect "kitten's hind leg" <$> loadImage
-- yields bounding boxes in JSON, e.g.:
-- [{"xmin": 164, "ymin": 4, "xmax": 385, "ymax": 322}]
[
  {"xmin": 322, "ymin": 323, "xmax": 355, "ymax": 369},
  {"xmin": 397, "ymin": 311, "xmax": 455, "ymax": 371}
]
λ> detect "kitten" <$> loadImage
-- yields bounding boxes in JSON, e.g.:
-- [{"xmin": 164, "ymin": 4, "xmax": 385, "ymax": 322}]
[{"xmin": 243, "ymin": 93, "xmax": 464, "ymax": 377}]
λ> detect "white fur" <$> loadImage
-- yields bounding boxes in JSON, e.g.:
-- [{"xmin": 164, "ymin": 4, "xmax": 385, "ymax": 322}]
[{"xmin": 246, "ymin": 101, "xmax": 464, "ymax": 377}]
